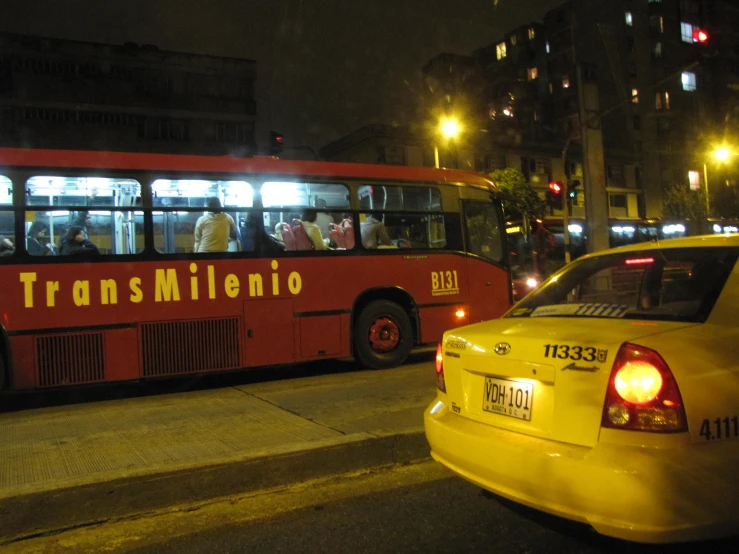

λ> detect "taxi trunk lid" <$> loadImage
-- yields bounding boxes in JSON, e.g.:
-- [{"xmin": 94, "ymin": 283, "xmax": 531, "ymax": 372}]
[{"xmin": 443, "ymin": 317, "xmax": 696, "ymax": 448}]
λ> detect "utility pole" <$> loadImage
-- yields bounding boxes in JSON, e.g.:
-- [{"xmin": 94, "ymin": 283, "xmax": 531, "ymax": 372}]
[
  {"xmin": 577, "ymin": 63, "xmax": 610, "ymax": 254},
  {"xmin": 561, "ymin": 136, "xmax": 572, "ymax": 264}
]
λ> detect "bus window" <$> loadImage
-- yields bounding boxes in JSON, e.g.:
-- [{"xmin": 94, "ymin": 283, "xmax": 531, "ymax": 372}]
[
  {"xmin": 359, "ymin": 184, "xmax": 445, "ymax": 249},
  {"xmin": 24, "ymin": 176, "xmax": 142, "ymax": 256},
  {"xmin": 262, "ymin": 181, "xmax": 350, "ymax": 251},
  {"xmin": 0, "ymin": 176, "xmax": 14, "ymax": 258},
  {"xmin": 464, "ymin": 201, "xmax": 503, "ymax": 263},
  {"xmin": 152, "ymin": 179, "xmax": 254, "ymax": 254}
]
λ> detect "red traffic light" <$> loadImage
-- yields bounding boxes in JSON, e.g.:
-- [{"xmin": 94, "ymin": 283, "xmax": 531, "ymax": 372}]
[
  {"xmin": 693, "ymin": 29, "xmax": 709, "ymax": 43},
  {"xmin": 549, "ymin": 181, "xmax": 563, "ymax": 194},
  {"xmin": 275, "ymin": 135, "xmax": 284, "ymax": 143}
]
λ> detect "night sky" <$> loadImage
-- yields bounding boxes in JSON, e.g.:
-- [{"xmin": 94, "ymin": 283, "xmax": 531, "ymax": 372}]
[{"xmin": 1, "ymin": 0, "xmax": 564, "ymax": 152}]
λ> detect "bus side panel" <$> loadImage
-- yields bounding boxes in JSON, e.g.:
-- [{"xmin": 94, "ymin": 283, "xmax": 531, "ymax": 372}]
[
  {"xmin": 299, "ymin": 315, "xmax": 342, "ymax": 358},
  {"xmin": 105, "ymin": 328, "xmax": 139, "ymax": 382},
  {"xmin": 243, "ymin": 298, "xmax": 295, "ymax": 368},
  {"xmin": 418, "ymin": 304, "xmax": 469, "ymax": 345},
  {"xmin": 8, "ymin": 335, "xmax": 35, "ymax": 390},
  {"xmin": 465, "ymin": 258, "xmax": 511, "ymax": 323}
]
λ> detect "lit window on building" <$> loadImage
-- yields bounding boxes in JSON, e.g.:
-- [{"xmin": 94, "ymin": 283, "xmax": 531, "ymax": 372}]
[
  {"xmin": 510, "ymin": 34, "xmax": 517, "ymax": 46},
  {"xmin": 527, "ymin": 67, "xmax": 538, "ymax": 80},
  {"xmin": 548, "ymin": 82, "xmax": 553, "ymax": 94},
  {"xmin": 653, "ymin": 42, "xmax": 663, "ymax": 58},
  {"xmin": 688, "ymin": 170, "xmax": 701, "ymax": 191},
  {"xmin": 650, "ymin": 15, "xmax": 664, "ymax": 34},
  {"xmin": 545, "ymin": 41, "xmax": 550, "ymax": 54},
  {"xmin": 655, "ymin": 91, "xmax": 670, "ymax": 110},
  {"xmin": 528, "ymin": 27, "xmax": 536, "ymax": 40},
  {"xmin": 631, "ymin": 88, "xmax": 639, "ymax": 103},
  {"xmin": 681, "ymin": 22, "xmax": 694, "ymax": 43},
  {"xmin": 562, "ymin": 76, "xmax": 570, "ymax": 88},
  {"xmin": 496, "ymin": 42, "xmax": 507, "ymax": 60},
  {"xmin": 625, "ymin": 12, "xmax": 633, "ymax": 26},
  {"xmin": 681, "ymin": 71, "xmax": 696, "ymax": 91}
]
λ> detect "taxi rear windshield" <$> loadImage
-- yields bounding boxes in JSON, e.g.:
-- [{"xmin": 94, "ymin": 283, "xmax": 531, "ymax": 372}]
[{"xmin": 507, "ymin": 247, "xmax": 738, "ymax": 323}]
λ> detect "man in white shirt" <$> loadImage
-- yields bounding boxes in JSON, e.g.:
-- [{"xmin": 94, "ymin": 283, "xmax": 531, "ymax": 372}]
[
  {"xmin": 194, "ymin": 197, "xmax": 241, "ymax": 252},
  {"xmin": 314, "ymin": 198, "xmax": 334, "ymax": 239},
  {"xmin": 360, "ymin": 213, "xmax": 393, "ymax": 248}
]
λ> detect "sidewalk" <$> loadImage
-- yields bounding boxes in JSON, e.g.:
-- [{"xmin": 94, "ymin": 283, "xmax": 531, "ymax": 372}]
[{"xmin": 0, "ymin": 358, "xmax": 437, "ymax": 544}]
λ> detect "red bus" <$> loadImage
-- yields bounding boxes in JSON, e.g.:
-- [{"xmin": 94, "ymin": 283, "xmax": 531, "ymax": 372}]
[{"xmin": 0, "ymin": 148, "xmax": 511, "ymax": 391}]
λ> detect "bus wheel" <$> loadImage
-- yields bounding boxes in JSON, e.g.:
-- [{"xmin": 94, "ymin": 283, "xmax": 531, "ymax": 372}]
[{"xmin": 355, "ymin": 300, "xmax": 413, "ymax": 369}]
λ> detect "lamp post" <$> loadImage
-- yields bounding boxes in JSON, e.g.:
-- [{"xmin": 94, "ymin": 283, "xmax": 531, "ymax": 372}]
[
  {"xmin": 434, "ymin": 117, "xmax": 460, "ymax": 168},
  {"xmin": 704, "ymin": 147, "xmax": 731, "ymax": 214}
]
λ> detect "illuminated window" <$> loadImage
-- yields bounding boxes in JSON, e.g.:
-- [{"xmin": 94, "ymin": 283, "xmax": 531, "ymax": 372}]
[
  {"xmin": 625, "ymin": 12, "xmax": 633, "ymax": 26},
  {"xmin": 527, "ymin": 67, "xmax": 538, "ymax": 80},
  {"xmin": 562, "ymin": 76, "xmax": 570, "ymax": 88},
  {"xmin": 545, "ymin": 41, "xmax": 550, "ymax": 54},
  {"xmin": 510, "ymin": 34, "xmax": 517, "ymax": 46},
  {"xmin": 653, "ymin": 42, "xmax": 663, "ymax": 58},
  {"xmin": 681, "ymin": 71, "xmax": 696, "ymax": 91},
  {"xmin": 650, "ymin": 15, "xmax": 664, "ymax": 34},
  {"xmin": 631, "ymin": 88, "xmax": 639, "ymax": 103},
  {"xmin": 688, "ymin": 170, "xmax": 701, "ymax": 191},
  {"xmin": 681, "ymin": 22, "xmax": 694, "ymax": 43},
  {"xmin": 528, "ymin": 27, "xmax": 536, "ymax": 40},
  {"xmin": 655, "ymin": 91, "xmax": 670, "ymax": 110},
  {"xmin": 548, "ymin": 82, "xmax": 553, "ymax": 94},
  {"xmin": 496, "ymin": 42, "xmax": 507, "ymax": 60}
]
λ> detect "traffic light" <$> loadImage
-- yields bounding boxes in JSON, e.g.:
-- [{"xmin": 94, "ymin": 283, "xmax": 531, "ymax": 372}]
[
  {"xmin": 548, "ymin": 181, "xmax": 563, "ymax": 194},
  {"xmin": 567, "ymin": 179, "xmax": 581, "ymax": 200},
  {"xmin": 692, "ymin": 28, "xmax": 709, "ymax": 44},
  {"xmin": 268, "ymin": 131, "xmax": 284, "ymax": 156},
  {"xmin": 546, "ymin": 181, "xmax": 562, "ymax": 208}
]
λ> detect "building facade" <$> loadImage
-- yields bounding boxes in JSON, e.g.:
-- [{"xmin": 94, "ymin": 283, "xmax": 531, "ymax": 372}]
[{"xmin": 0, "ymin": 33, "xmax": 257, "ymax": 156}]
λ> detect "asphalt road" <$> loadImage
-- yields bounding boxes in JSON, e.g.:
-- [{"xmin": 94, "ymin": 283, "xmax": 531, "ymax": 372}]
[{"xmin": 7, "ymin": 461, "xmax": 737, "ymax": 554}]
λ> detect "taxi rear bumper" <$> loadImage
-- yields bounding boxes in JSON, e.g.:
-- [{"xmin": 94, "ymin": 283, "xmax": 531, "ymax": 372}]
[{"xmin": 424, "ymin": 398, "xmax": 738, "ymax": 544}]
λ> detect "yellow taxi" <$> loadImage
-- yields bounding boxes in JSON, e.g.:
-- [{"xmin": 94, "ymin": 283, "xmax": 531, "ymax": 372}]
[{"xmin": 425, "ymin": 235, "xmax": 739, "ymax": 543}]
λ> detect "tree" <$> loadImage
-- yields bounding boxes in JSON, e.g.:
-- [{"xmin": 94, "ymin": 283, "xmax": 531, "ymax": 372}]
[
  {"xmin": 488, "ymin": 168, "xmax": 546, "ymax": 222},
  {"xmin": 662, "ymin": 183, "xmax": 708, "ymax": 220},
  {"xmin": 489, "ymin": 168, "xmax": 547, "ymax": 278}
]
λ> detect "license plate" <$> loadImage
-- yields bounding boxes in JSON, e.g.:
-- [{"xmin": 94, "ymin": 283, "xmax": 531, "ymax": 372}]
[{"xmin": 482, "ymin": 377, "xmax": 533, "ymax": 421}]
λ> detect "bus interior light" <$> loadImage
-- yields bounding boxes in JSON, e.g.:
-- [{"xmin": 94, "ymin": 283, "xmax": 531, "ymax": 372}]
[{"xmin": 568, "ymin": 224, "xmax": 582, "ymax": 234}]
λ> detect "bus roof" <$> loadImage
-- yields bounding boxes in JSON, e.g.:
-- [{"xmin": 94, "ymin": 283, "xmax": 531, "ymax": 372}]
[{"xmin": 0, "ymin": 147, "xmax": 497, "ymax": 190}]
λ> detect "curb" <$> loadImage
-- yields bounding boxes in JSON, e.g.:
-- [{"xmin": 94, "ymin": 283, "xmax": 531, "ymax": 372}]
[{"xmin": 0, "ymin": 430, "xmax": 430, "ymax": 544}]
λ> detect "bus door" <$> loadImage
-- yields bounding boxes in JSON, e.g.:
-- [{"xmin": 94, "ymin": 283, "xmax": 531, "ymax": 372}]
[
  {"xmin": 462, "ymin": 200, "xmax": 511, "ymax": 323},
  {"xmin": 243, "ymin": 298, "xmax": 296, "ymax": 367}
]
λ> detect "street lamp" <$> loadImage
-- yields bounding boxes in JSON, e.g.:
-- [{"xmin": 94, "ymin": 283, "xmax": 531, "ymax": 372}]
[
  {"xmin": 703, "ymin": 146, "xmax": 733, "ymax": 214},
  {"xmin": 434, "ymin": 117, "xmax": 460, "ymax": 169}
]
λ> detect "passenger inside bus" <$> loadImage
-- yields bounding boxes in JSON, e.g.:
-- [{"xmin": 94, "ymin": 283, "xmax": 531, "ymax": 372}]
[
  {"xmin": 0, "ymin": 235, "xmax": 15, "ymax": 257},
  {"xmin": 59, "ymin": 226, "xmax": 100, "ymax": 256},
  {"xmin": 314, "ymin": 198, "xmax": 333, "ymax": 238},
  {"xmin": 360, "ymin": 213, "xmax": 393, "ymax": 249},
  {"xmin": 301, "ymin": 210, "xmax": 329, "ymax": 250},
  {"xmin": 193, "ymin": 197, "xmax": 241, "ymax": 253},
  {"xmin": 27, "ymin": 221, "xmax": 55, "ymax": 256}
]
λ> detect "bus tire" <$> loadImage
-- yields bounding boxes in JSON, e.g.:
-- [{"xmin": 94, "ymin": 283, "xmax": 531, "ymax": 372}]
[{"xmin": 354, "ymin": 300, "xmax": 413, "ymax": 369}]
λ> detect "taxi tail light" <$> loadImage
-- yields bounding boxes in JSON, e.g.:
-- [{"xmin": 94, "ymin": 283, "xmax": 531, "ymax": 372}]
[
  {"xmin": 435, "ymin": 342, "xmax": 446, "ymax": 393},
  {"xmin": 601, "ymin": 343, "xmax": 686, "ymax": 433}
]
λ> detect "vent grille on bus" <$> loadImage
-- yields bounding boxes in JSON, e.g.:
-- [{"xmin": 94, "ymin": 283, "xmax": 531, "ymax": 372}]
[
  {"xmin": 36, "ymin": 333, "xmax": 106, "ymax": 388},
  {"xmin": 141, "ymin": 318, "xmax": 241, "ymax": 377}
]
